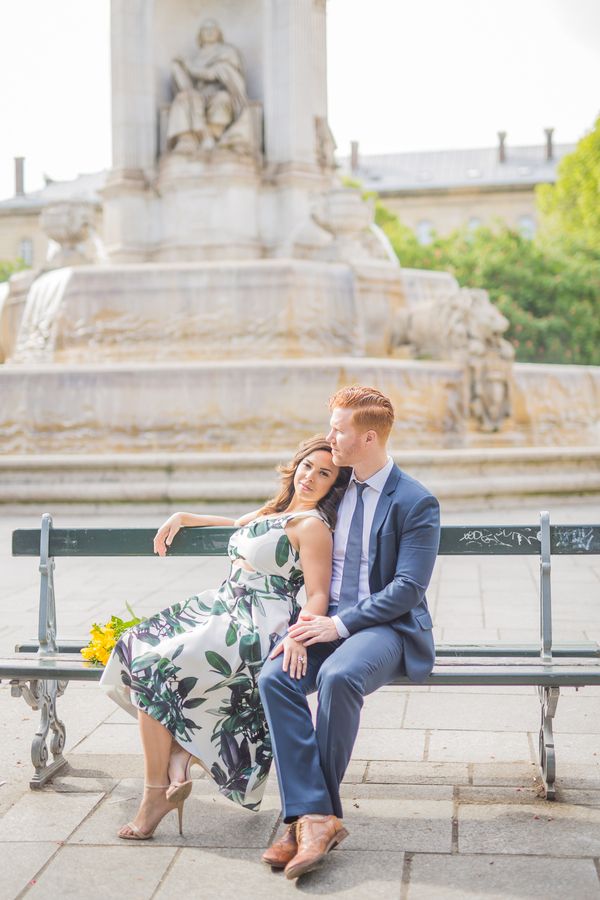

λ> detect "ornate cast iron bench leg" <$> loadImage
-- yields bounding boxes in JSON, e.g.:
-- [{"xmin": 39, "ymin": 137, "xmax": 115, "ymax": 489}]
[
  {"xmin": 538, "ymin": 685, "xmax": 559, "ymax": 800},
  {"xmin": 10, "ymin": 513, "xmax": 69, "ymax": 787},
  {"xmin": 11, "ymin": 677, "xmax": 68, "ymax": 789}
]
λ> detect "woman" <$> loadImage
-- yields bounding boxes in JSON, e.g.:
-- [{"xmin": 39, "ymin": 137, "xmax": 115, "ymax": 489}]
[{"xmin": 100, "ymin": 436, "xmax": 350, "ymax": 840}]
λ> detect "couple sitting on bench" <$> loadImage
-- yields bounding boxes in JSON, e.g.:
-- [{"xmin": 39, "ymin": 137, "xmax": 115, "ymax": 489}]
[{"xmin": 100, "ymin": 385, "xmax": 440, "ymax": 880}]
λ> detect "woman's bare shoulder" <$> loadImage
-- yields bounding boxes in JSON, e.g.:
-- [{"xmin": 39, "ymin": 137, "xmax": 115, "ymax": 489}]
[{"xmin": 288, "ymin": 513, "xmax": 332, "ymax": 536}]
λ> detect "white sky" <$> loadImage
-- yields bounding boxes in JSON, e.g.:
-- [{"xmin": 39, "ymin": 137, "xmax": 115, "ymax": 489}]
[{"xmin": 1, "ymin": 0, "xmax": 599, "ymax": 201}]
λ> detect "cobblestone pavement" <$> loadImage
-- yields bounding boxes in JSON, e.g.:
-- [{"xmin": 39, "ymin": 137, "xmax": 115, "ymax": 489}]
[{"xmin": 1, "ymin": 503, "xmax": 599, "ymax": 899}]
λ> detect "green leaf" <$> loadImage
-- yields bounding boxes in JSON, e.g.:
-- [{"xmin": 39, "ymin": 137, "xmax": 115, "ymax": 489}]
[
  {"xmin": 171, "ymin": 644, "xmax": 184, "ymax": 660},
  {"xmin": 275, "ymin": 534, "xmax": 290, "ymax": 568},
  {"xmin": 131, "ymin": 652, "xmax": 161, "ymax": 673},
  {"xmin": 205, "ymin": 674, "xmax": 252, "ymax": 692},
  {"xmin": 210, "ymin": 598, "xmax": 229, "ymax": 616},
  {"xmin": 225, "ymin": 622, "xmax": 238, "ymax": 647},
  {"xmin": 183, "ymin": 697, "xmax": 207, "ymax": 709},
  {"xmin": 239, "ymin": 633, "xmax": 262, "ymax": 665},
  {"xmin": 138, "ymin": 632, "xmax": 161, "ymax": 646},
  {"xmin": 205, "ymin": 651, "xmax": 232, "ymax": 677},
  {"xmin": 248, "ymin": 519, "xmax": 270, "ymax": 537},
  {"xmin": 178, "ymin": 676, "xmax": 198, "ymax": 698}
]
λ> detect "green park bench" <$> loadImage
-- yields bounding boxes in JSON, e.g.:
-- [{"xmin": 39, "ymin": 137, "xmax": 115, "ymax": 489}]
[{"xmin": 3, "ymin": 512, "xmax": 600, "ymax": 799}]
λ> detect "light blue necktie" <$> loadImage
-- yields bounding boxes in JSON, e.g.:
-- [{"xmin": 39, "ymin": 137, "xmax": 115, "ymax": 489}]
[{"xmin": 337, "ymin": 481, "xmax": 367, "ymax": 613}]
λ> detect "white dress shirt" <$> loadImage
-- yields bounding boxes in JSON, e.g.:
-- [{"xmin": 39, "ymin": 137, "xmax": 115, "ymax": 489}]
[{"xmin": 330, "ymin": 457, "xmax": 394, "ymax": 638}]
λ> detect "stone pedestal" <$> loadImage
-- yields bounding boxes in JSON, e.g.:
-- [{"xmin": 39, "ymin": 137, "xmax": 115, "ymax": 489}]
[{"xmin": 156, "ymin": 154, "xmax": 262, "ymax": 261}]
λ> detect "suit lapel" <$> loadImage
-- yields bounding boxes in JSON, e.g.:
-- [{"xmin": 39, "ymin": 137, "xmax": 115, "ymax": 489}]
[{"xmin": 368, "ymin": 464, "xmax": 402, "ymax": 564}]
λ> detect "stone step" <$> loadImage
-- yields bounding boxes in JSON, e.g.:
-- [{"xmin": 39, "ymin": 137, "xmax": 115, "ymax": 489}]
[{"xmin": 1, "ymin": 447, "xmax": 599, "ymax": 510}]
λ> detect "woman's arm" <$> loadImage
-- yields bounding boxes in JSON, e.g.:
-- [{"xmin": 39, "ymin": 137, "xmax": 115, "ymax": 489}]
[
  {"xmin": 269, "ymin": 517, "xmax": 333, "ymax": 678},
  {"xmin": 153, "ymin": 508, "xmax": 262, "ymax": 556},
  {"xmin": 293, "ymin": 517, "xmax": 333, "ymax": 616}
]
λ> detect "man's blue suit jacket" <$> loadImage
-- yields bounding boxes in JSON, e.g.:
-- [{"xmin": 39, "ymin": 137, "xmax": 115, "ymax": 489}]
[{"xmin": 337, "ymin": 463, "xmax": 440, "ymax": 683}]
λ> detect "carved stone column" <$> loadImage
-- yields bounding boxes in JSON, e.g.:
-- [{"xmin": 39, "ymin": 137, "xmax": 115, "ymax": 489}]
[
  {"xmin": 261, "ymin": 0, "xmax": 333, "ymax": 253},
  {"xmin": 103, "ymin": 0, "xmax": 158, "ymax": 261}
]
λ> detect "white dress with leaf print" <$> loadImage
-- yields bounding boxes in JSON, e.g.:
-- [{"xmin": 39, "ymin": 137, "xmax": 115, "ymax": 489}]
[{"xmin": 100, "ymin": 510, "xmax": 325, "ymax": 810}]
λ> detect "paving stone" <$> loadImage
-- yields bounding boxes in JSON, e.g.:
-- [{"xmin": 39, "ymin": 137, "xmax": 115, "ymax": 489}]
[
  {"xmin": 340, "ymin": 782, "xmax": 452, "ymax": 801},
  {"xmin": 428, "ymin": 685, "xmax": 535, "ymax": 695},
  {"xmin": 156, "ymin": 847, "xmax": 405, "ymax": 899},
  {"xmin": 457, "ymin": 785, "xmax": 542, "ymax": 804},
  {"xmin": 459, "ymin": 801, "xmax": 600, "ymax": 856},
  {"xmin": 428, "ymin": 729, "xmax": 533, "ymax": 764},
  {"xmin": 41, "ymin": 775, "xmax": 116, "ymax": 793},
  {"xmin": 62, "ymin": 754, "xmax": 145, "ymax": 780},
  {"xmin": 554, "ymin": 787, "xmax": 600, "ymax": 809},
  {"xmin": 352, "ymin": 728, "xmax": 425, "ymax": 761},
  {"xmin": 439, "ymin": 628, "xmax": 501, "ymax": 643},
  {"xmin": 72, "ymin": 722, "xmax": 142, "ymax": 755},
  {"xmin": 31, "ymin": 844, "xmax": 177, "ymax": 899},
  {"xmin": 366, "ymin": 760, "xmax": 469, "ymax": 785},
  {"xmin": 552, "ymin": 695, "xmax": 600, "ymax": 733},
  {"xmin": 555, "ymin": 764, "xmax": 600, "ymax": 791},
  {"xmin": 471, "ymin": 761, "xmax": 540, "ymax": 787},
  {"xmin": 408, "ymin": 853, "xmax": 600, "ymax": 900},
  {"xmin": 404, "ymin": 691, "xmax": 538, "ymax": 732},
  {"xmin": 360, "ymin": 691, "xmax": 407, "ymax": 728},
  {"xmin": 342, "ymin": 797, "xmax": 453, "ymax": 852},
  {"xmin": 0, "ymin": 841, "xmax": 59, "ymax": 900},
  {"xmin": 0, "ymin": 791, "xmax": 104, "ymax": 842},
  {"xmin": 342, "ymin": 759, "xmax": 367, "ymax": 783},
  {"xmin": 553, "ymin": 732, "xmax": 600, "ymax": 766},
  {"xmin": 69, "ymin": 778, "xmax": 279, "ymax": 848}
]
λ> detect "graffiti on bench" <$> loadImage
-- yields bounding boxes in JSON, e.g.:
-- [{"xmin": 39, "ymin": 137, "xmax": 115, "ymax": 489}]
[{"xmin": 459, "ymin": 528, "xmax": 541, "ymax": 550}]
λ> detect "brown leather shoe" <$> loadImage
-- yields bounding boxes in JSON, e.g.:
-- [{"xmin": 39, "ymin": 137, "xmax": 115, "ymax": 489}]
[
  {"xmin": 261, "ymin": 822, "xmax": 298, "ymax": 868},
  {"xmin": 284, "ymin": 814, "xmax": 349, "ymax": 880}
]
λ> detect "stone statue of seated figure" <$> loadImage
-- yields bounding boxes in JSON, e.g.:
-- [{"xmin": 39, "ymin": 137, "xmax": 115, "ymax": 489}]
[{"xmin": 166, "ymin": 18, "xmax": 254, "ymax": 155}]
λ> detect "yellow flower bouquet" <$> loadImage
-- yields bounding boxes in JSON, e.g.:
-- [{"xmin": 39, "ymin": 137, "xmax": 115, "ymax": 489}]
[{"xmin": 81, "ymin": 606, "xmax": 144, "ymax": 666}]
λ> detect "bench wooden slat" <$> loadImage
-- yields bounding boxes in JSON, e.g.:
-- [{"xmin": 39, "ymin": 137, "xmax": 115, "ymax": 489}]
[
  {"xmin": 0, "ymin": 657, "xmax": 103, "ymax": 681},
  {"xmin": 12, "ymin": 527, "xmax": 233, "ymax": 557},
  {"xmin": 13, "ymin": 640, "xmax": 600, "ymax": 658},
  {"xmin": 13, "ymin": 524, "xmax": 600, "ymax": 558},
  {"xmin": 3, "ymin": 657, "xmax": 600, "ymax": 688}
]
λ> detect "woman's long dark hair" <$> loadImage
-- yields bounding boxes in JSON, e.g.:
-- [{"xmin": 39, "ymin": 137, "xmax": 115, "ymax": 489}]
[{"xmin": 258, "ymin": 435, "xmax": 351, "ymax": 529}]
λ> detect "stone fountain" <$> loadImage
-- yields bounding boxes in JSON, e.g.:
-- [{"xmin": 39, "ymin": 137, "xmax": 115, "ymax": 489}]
[{"xmin": 1, "ymin": 0, "xmax": 599, "ymax": 508}]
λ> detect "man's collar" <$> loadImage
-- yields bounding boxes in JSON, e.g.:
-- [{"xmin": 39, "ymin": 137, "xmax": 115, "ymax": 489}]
[{"xmin": 352, "ymin": 456, "xmax": 394, "ymax": 494}]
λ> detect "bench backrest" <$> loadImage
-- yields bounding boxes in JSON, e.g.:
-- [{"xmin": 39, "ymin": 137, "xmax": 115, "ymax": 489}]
[
  {"xmin": 12, "ymin": 522, "xmax": 600, "ymax": 558},
  {"xmin": 11, "ymin": 513, "xmax": 600, "ymax": 661}
]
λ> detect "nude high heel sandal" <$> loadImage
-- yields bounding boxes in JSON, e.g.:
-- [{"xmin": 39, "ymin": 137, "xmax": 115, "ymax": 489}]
[
  {"xmin": 118, "ymin": 783, "xmax": 172, "ymax": 841},
  {"xmin": 166, "ymin": 753, "xmax": 202, "ymax": 811}
]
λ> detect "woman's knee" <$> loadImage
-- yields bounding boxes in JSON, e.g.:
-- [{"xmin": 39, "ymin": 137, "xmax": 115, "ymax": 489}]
[{"xmin": 258, "ymin": 657, "xmax": 287, "ymax": 696}]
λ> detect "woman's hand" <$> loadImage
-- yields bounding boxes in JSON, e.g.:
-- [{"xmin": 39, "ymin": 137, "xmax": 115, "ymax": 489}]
[
  {"xmin": 270, "ymin": 635, "xmax": 308, "ymax": 680},
  {"xmin": 153, "ymin": 513, "xmax": 184, "ymax": 557}
]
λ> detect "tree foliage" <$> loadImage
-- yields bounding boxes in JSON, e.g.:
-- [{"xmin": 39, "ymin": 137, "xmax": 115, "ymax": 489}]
[
  {"xmin": 536, "ymin": 116, "xmax": 600, "ymax": 253},
  {"xmin": 0, "ymin": 259, "xmax": 27, "ymax": 283},
  {"xmin": 375, "ymin": 202, "xmax": 600, "ymax": 365}
]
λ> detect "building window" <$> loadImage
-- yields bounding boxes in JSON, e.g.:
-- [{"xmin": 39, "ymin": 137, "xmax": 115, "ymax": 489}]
[
  {"xmin": 468, "ymin": 217, "xmax": 482, "ymax": 232},
  {"xmin": 416, "ymin": 220, "xmax": 433, "ymax": 245},
  {"xmin": 18, "ymin": 238, "xmax": 33, "ymax": 266},
  {"xmin": 518, "ymin": 215, "xmax": 536, "ymax": 240}
]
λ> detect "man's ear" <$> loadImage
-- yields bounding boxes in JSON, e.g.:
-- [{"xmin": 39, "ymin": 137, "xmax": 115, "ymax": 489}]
[{"xmin": 364, "ymin": 430, "xmax": 377, "ymax": 445}]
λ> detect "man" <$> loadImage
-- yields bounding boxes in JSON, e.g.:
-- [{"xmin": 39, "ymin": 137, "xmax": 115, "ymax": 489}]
[{"xmin": 258, "ymin": 386, "xmax": 440, "ymax": 879}]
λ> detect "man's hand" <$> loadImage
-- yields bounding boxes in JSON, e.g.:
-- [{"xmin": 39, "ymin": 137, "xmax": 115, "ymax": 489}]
[
  {"xmin": 287, "ymin": 612, "xmax": 339, "ymax": 646},
  {"xmin": 270, "ymin": 635, "xmax": 308, "ymax": 679}
]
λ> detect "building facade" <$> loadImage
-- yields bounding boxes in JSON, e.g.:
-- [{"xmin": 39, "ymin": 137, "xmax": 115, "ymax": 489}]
[{"xmin": 342, "ymin": 131, "xmax": 575, "ymax": 243}]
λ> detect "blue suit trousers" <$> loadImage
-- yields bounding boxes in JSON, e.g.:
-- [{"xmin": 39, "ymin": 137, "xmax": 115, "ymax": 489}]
[{"xmin": 258, "ymin": 624, "xmax": 404, "ymax": 821}]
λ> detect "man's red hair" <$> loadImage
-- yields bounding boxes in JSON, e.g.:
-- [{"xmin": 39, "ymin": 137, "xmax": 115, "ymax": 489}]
[{"xmin": 329, "ymin": 386, "xmax": 394, "ymax": 442}]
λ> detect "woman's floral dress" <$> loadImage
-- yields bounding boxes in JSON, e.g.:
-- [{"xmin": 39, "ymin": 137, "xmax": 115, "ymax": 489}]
[{"xmin": 100, "ymin": 510, "xmax": 324, "ymax": 810}]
